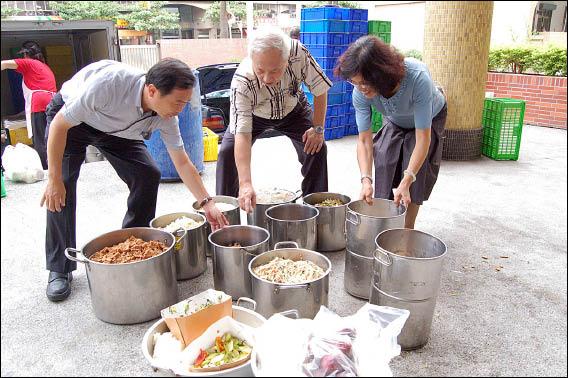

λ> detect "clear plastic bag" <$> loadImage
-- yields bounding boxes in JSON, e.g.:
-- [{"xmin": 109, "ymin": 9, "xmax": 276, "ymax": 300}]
[
  {"xmin": 2, "ymin": 143, "xmax": 44, "ymax": 183},
  {"xmin": 253, "ymin": 304, "xmax": 409, "ymax": 377}
]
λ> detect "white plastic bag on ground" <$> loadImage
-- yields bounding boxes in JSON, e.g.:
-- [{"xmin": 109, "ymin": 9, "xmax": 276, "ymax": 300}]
[
  {"xmin": 2, "ymin": 143, "xmax": 44, "ymax": 183},
  {"xmin": 253, "ymin": 304, "xmax": 409, "ymax": 377}
]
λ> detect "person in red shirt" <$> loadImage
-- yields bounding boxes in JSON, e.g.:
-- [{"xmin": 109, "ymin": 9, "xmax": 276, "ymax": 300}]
[{"xmin": 1, "ymin": 41, "xmax": 57, "ymax": 169}]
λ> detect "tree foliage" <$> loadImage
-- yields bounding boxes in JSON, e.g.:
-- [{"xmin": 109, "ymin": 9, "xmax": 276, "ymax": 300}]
[
  {"xmin": 49, "ymin": 1, "xmax": 121, "ymax": 22},
  {"xmin": 204, "ymin": 1, "xmax": 248, "ymax": 23},
  {"xmin": 489, "ymin": 46, "xmax": 566, "ymax": 76},
  {"xmin": 304, "ymin": 1, "xmax": 361, "ymax": 9},
  {"xmin": 121, "ymin": 2, "xmax": 179, "ymax": 31}
]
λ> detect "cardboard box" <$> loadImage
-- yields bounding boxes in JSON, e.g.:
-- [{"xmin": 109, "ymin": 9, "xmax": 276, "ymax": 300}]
[{"xmin": 161, "ymin": 289, "xmax": 232, "ymax": 348}]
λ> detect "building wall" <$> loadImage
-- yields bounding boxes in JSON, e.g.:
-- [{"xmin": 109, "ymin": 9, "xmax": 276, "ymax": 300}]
[
  {"xmin": 367, "ymin": 1, "xmax": 567, "ymax": 51},
  {"xmin": 159, "ymin": 38, "xmax": 247, "ymax": 67},
  {"xmin": 486, "ymin": 72, "xmax": 567, "ymax": 129}
]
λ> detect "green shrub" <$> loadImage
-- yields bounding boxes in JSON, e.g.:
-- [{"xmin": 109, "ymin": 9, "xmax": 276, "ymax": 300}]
[
  {"xmin": 402, "ymin": 49, "xmax": 422, "ymax": 61},
  {"xmin": 489, "ymin": 45, "xmax": 567, "ymax": 76}
]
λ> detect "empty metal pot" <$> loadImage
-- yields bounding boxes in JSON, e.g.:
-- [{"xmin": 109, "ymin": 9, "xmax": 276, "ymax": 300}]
[
  {"xmin": 247, "ymin": 189, "xmax": 300, "ymax": 230},
  {"xmin": 302, "ymin": 192, "xmax": 351, "ymax": 252},
  {"xmin": 369, "ymin": 228, "xmax": 447, "ymax": 350},
  {"xmin": 346, "ymin": 199, "xmax": 407, "ymax": 257},
  {"xmin": 149, "ymin": 212, "xmax": 207, "ymax": 280},
  {"xmin": 193, "ymin": 195, "xmax": 241, "ymax": 258},
  {"xmin": 248, "ymin": 242, "xmax": 331, "ymax": 319},
  {"xmin": 64, "ymin": 227, "xmax": 177, "ymax": 325},
  {"xmin": 266, "ymin": 203, "xmax": 319, "ymax": 250},
  {"xmin": 343, "ymin": 248, "xmax": 375, "ymax": 299},
  {"xmin": 209, "ymin": 225, "xmax": 270, "ymax": 299}
]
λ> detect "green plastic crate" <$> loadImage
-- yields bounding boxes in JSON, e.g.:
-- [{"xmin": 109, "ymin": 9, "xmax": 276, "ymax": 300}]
[
  {"xmin": 481, "ymin": 98, "xmax": 526, "ymax": 161},
  {"xmin": 373, "ymin": 32, "xmax": 391, "ymax": 44},
  {"xmin": 371, "ymin": 107, "xmax": 383, "ymax": 132},
  {"xmin": 368, "ymin": 20, "xmax": 391, "ymax": 34}
]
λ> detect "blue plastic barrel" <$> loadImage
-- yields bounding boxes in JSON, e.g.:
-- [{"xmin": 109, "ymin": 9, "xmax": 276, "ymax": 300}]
[{"xmin": 145, "ymin": 70, "xmax": 204, "ymax": 182}]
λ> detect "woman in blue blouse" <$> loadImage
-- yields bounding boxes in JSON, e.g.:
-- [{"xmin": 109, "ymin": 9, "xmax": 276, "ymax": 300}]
[{"xmin": 336, "ymin": 36, "xmax": 447, "ymax": 229}]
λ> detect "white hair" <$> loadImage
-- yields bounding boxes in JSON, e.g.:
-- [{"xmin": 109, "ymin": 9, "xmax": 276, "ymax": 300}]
[{"xmin": 248, "ymin": 26, "xmax": 291, "ymax": 61}]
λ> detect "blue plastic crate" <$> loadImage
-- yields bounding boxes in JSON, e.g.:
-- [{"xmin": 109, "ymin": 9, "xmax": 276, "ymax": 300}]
[
  {"xmin": 348, "ymin": 9, "xmax": 368, "ymax": 21},
  {"xmin": 342, "ymin": 92, "xmax": 352, "ymax": 103},
  {"xmin": 300, "ymin": 32, "xmax": 349, "ymax": 46},
  {"xmin": 346, "ymin": 125, "xmax": 359, "ymax": 135},
  {"xmin": 323, "ymin": 68, "xmax": 341, "ymax": 82},
  {"xmin": 324, "ymin": 128, "xmax": 333, "ymax": 140},
  {"xmin": 348, "ymin": 103, "xmax": 355, "ymax": 113},
  {"xmin": 348, "ymin": 21, "xmax": 368, "ymax": 33},
  {"xmin": 347, "ymin": 33, "xmax": 366, "ymax": 44},
  {"xmin": 328, "ymin": 81, "xmax": 349, "ymax": 94},
  {"xmin": 305, "ymin": 90, "xmax": 314, "ymax": 104},
  {"xmin": 332, "ymin": 126, "xmax": 345, "ymax": 139},
  {"xmin": 328, "ymin": 92, "xmax": 344, "ymax": 105},
  {"xmin": 325, "ymin": 116, "xmax": 342, "ymax": 129},
  {"xmin": 347, "ymin": 112, "xmax": 356, "ymax": 125},
  {"xmin": 314, "ymin": 56, "xmax": 339, "ymax": 70},
  {"xmin": 301, "ymin": 20, "xmax": 348, "ymax": 33},
  {"xmin": 305, "ymin": 44, "xmax": 347, "ymax": 58},
  {"xmin": 326, "ymin": 104, "xmax": 343, "ymax": 117},
  {"xmin": 301, "ymin": 7, "xmax": 350, "ymax": 21}
]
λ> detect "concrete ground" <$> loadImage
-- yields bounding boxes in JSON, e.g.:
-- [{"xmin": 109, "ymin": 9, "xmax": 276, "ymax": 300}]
[{"xmin": 1, "ymin": 125, "xmax": 566, "ymax": 377}]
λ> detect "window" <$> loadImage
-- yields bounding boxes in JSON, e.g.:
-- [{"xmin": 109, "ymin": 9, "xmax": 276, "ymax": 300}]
[{"xmin": 533, "ymin": 2, "xmax": 556, "ymax": 32}]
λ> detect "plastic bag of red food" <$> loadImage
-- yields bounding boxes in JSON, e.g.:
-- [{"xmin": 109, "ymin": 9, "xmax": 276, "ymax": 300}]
[{"xmin": 252, "ymin": 304, "xmax": 409, "ymax": 377}]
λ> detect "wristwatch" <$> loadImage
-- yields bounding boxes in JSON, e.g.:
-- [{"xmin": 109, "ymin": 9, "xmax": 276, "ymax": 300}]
[
  {"xmin": 313, "ymin": 125, "xmax": 324, "ymax": 134},
  {"xmin": 197, "ymin": 196, "xmax": 213, "ymax": 209},
  {"xmin": 403, "ymin": 169, "xmax": 417, "ymax": 183}
]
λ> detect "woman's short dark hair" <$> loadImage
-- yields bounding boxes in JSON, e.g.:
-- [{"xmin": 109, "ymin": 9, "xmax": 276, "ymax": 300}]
[
  {"xmin": 335, "ymin": 35, "xmax": 405, "ymax": 96},
  {"xmin": 18, "ymin": 41, "xmax": 45, "ymax": 63},
  {"xmin": 146, "ymin": 58, "xmax": 196, "ymax": 96}
]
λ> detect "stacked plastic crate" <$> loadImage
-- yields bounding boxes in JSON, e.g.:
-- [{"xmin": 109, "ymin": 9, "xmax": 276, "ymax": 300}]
[
  {"xmin": 300, "ymin": 6, "xmax": 368, "ymax": 140},
  {"xmin": 367, "ymin": 20, "xmax": 392, "ymax": 132}
]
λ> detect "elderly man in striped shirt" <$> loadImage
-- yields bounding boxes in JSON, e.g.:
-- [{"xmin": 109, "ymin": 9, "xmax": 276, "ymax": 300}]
[{"xmin": 216, "ymin": 27, "xmax": 332, "ymax": 213}]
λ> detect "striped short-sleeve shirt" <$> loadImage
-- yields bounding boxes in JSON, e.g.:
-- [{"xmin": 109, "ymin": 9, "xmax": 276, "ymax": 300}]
[{"xmin": 229, "ymin": 39, "xmax": 332, "ymax": 133}]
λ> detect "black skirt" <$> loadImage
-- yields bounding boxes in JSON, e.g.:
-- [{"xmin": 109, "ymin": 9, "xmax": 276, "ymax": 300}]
[{"xmin": 373, "ymin": 104, "xmax": 447, "ymax": 205}]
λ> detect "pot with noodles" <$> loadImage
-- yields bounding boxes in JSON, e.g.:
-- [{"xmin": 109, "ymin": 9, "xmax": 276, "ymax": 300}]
[{"xmin": 248, "ymin": 241, "xmax": 331, "ymax": 319}]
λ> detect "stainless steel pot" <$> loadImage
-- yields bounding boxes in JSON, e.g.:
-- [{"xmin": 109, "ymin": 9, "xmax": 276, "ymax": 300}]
[
  {"xmin": 247, "ymin": 189, "xmax": 301, "ymax": 230},
  {"xmin": 248, "ymin": 242, "xmax": 331, "ymax": 319},
  {"xmin": 193, "ymin": 195, "xmax": 241, "ymax": 258},
  {"xmin": 142, "ymin": 303, "xmax": 266, "ymax": 377},
  {"xmin": 302, "ymin": 192, "xmax": 351, "ymax": 252},
  {"xmin": 266, "ymin": 204, "xmax": 319, "ymax": 250},
  {"xmin": 64, "ymin": 227, "xmax": 178, "ymax": 325},
  {"xmin": 209, "ymin": 225, "xmax": 270, "ymax": 299},
  {"xmin": 150, "ymin": 212, "xmax": 207, "ymax": 280},
  {"xmin": 345, "ymin": 199, "xmax": 406, "ymax": 257},
  {"xmin": 343, "ymin": 248, "xmax": 374, "ymax": 299},
  {"xmin": 370, "ymin": 228, "xmax": 447, "ymax": 350}
]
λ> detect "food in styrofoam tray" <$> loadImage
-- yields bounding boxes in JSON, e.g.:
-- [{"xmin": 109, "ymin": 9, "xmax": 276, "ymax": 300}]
[
  {"xmin": 192, "ymin": 333, "xmax": 252, "ymax": 369},
  {"xmin": 162, "ymin": 216, "xmax": 204, "ymax": 232},
  {"xmin": 253, "ymin": 257, "xmax": 325, "ymax": 284},
  {"xmin": 256, "ymin": 188, "xmax": 295, "ymax": 204}
]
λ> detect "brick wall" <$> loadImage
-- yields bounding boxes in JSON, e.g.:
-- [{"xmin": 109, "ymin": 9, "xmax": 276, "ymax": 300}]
[
  {"xmin": 158, "ymin": 39, "xmax": 247, "ymax": 69},
  {"xmin": 486, "ymin": 72, "xmax": 567, "ymax": 129}
]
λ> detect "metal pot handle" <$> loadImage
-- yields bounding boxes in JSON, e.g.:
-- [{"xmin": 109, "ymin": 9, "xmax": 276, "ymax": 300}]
[
  {"xmin": 274, "ymin": 283, "xmax": 311, "ymax": 294},
  {"xmin": 292, "ymin": 189, "xmax": 303, "ymax": 202},
  {"xmin": 173, "ymin": 227, "xmax": 187, "ymax": 252},
  {"xmin": 274, "ymin": 241, "xmax": 299, "ymax": 249},
  {"xmin": 345, "ymin": 211, "xmax": 360, "ymax": 226},
  {"xmin": 278, "ymin": 309, "xmax": 300, "ymax": 319},
  {"xmin": 236, "ymin": 297, "xmax": 257, "ymax": 311},
  {"xmin": 374, "ymin": 248, "xmax": 392, "ymax": 266},
  {"xmin": 64, "ymin": 247, "xmax": 89, "ymax": 264}
]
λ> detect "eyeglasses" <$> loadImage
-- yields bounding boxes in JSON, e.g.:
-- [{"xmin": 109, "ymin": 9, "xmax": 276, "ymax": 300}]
[{"xmin": 347, "ymin": 79, "xmax": 372, "ymax": 90}]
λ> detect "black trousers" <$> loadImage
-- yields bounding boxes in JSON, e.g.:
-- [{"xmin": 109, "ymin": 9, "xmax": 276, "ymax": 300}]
[
  {"xmin": 44, "ymin": 93, "xmax": 161, "ymax": 273},
  {"xmin": 31, "ymin": 112, "xmax": 48, "ymax": 170},
  {"xmin": 215, "ymin": 98, "xmax": 328, "ymax": 197}
]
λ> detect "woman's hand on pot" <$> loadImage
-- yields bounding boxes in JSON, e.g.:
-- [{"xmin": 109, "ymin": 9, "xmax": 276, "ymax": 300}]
[
  {"xmin": 393, "ymin": 183, "xmax": 411, "ymax": 207},
  {"xmin": 360, "ymin": 181, "xmax": 374, "ymax": 205},
  {"xmin": 203, "ymin": 201, "xmax": 229, "ymax": 231}
]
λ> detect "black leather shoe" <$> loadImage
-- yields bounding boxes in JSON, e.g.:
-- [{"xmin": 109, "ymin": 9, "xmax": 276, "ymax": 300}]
[{"xmin": 46, "ymin": 271, "xmax": 72, "ymax": 302}]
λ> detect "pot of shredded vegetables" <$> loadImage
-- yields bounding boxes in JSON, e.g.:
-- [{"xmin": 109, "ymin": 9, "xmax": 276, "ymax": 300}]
[
  {"xmin": 302, "ymin": 192, "xmax": 351, "ymax": 252},
  {"xmin": 248, "ymin": 242, "xmax": 331, "ymax": 319}
]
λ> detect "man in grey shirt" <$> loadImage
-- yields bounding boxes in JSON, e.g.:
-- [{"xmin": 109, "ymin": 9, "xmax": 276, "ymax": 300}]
[{"xmin": 41, "ymin": 58, "xmax": 228, "ymax": 302}]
